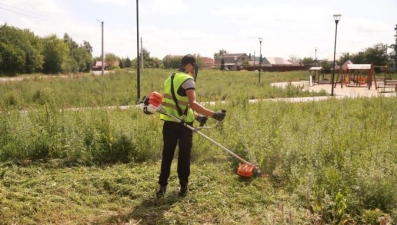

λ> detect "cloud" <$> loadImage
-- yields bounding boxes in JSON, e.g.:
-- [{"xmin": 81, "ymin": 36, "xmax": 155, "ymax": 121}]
[
  {"xmin": 91, "ymin": 0, "xmax": 129, "ymax": 6},
  {"xmin": 1, "ymin": 0, "xmax": 64, "ymax": 15},
  {"xmin": 141, "ymin": 0, "xmax": 188, "ymax": 16}
]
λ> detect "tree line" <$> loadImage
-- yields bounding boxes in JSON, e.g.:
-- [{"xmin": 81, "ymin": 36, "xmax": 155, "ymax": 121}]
[
  {"xmin": 0, "ymin": 24, "xmax": 93, "ymax": 75},
  {"xmin": 0, "ymin": 24, "xmax": 209, "ymax": 75},
  {"xmin": 2, "ymin": 23, "xmax": 396, "ymax": 75}
]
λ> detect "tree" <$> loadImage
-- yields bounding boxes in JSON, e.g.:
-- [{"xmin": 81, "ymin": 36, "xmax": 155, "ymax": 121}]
[
  {"xmin": 363, "ymin": 43, "xmax": 388, "ymax": 66},
  {"xmin": 162, "ymin": 55, "xmax": 184, "ymax": 69},
  {"xmin": 125, "ymin": 57, "xmax": 132, "ymax": 68},
  {"xmin": 139, "ymin": 48, "xmax": 161, "ymax": 68},
  {"xmin": 41, "ymin": 34, "xmax": 70, "ymax": 74},
  {"xmin": 242, "ymin": 59, "xmax": 250, "ymax": 68},
  {"xmin": 0, "ymin": 42, "xmax": 25, "ymax": 75},
  {"xmin": 83, "ymin": 40, "xmax": 93, "ymax": 56},
  {"xmin": 193, "ymin": 54, "xmax": 205, "ymax": 69},
  {"xmin": 73, "ymin": 47, "xmax": 92, "ymax": 72},
  {"xmin": 338, "ymin": 52, "xmax": 351, "ymax": 65},
  {"xmin": 62, "ymin": 33, "xmax": 92, "ymax": 73},
  {"xmin": 105, "ymin": 53, "xmax": 119, "ymax": 69},
  {"xmin": 119, "ymin": 58, "xmax": 125, "ymax": 68},
  {"xmin": 214, "ymin": 49, "xmax": 228, "ymax": 59},
  {"xmin": 337, "ymin": 44, "xmax": 388, "ymax": 72},
  {"xmin": 167, "ymin": 56, "xmax": 183, "ymax": 69},
  {"xmin": 0, "ymin": 24, "xmax": 43, "ymax": 75},
  {"xmin": 320, "ymin": 60, "xmax": 332, "ymax": 73},
  {"xmin": 350, "ymin": 52, "xmax": 365, "ymax": 64},
  {"xmin": 390, "ymin": 25, "xmax": 397, "ymax": 69},
  {"xmin": 23, "ymin": 29, "xmax": 44, "ymax": 73},
  {"xmin": 220, "ymin": 58, "xmax": 225, "ymax": 71},
  {"xmin": 302, "ymin": 57, "xmax": 314, "ymax": 66}
]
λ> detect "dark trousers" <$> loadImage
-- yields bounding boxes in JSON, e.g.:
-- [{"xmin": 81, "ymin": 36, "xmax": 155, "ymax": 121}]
[{"xmin": 159, "ymin": 121, "xmax": 193, "ymax": 187}]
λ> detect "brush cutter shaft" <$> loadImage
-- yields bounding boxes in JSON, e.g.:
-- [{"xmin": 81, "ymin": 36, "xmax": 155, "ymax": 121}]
[
  {"xmin": 159, "ymin": 107, "xmax": 253, "ymax": 166},
  {"xmin": 194, "ymin": 129, "xmax": 252, "ymax": 165}
]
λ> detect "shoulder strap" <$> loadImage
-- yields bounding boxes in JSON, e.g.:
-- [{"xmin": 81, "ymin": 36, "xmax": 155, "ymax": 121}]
[{"xmin": 170, "ymin": 73, "xmax": 185, "ymax": 116}]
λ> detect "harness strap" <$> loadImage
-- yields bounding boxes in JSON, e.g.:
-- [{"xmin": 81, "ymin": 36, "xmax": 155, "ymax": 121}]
[{"xmin": 170, "ymin": 73, "xmax": 188, "ymax": 117}]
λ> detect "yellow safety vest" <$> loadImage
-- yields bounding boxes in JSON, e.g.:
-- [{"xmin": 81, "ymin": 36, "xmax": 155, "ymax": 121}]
[{"xmin": 160, "ymin": 72, "xmax": 195, "ymax": 123}]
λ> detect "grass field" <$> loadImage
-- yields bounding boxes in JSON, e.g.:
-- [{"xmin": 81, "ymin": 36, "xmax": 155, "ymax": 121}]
[{"xmin": 1, "ymin": 69, "xmax": 396, "ymax": 224}]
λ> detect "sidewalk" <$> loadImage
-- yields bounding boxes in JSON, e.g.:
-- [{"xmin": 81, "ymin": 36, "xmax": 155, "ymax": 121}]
[{"xmin": 264, "ymin": 81, "xmax": 397, "ymax": 103}]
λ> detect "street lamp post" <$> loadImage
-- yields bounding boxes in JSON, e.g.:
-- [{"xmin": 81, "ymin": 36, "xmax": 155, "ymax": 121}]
[
  {"xmin": 331, "ymin": 14, "xmax": 341, "ymax": 96},
  {"xmin": 315, "ymin": 47, "xmax": 317, "ymax": 66},
  {"xmin": 259, "ymin": 38, "xmax": 263, "ymax": 83}
]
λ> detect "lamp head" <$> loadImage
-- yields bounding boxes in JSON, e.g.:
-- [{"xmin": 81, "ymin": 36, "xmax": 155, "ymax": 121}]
[{"xmin": 333, "ymin": 14, "xmax": 341, "ymax": 23}]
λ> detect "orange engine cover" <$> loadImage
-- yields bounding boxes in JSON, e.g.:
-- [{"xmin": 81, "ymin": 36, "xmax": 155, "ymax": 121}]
[
  {"xmin": 147, "ymin": 91, "xmax": 162, "ymax": 107},
  {"xmin": 237, "ymin": 163, "xmax": 256, "ymax": 178}
]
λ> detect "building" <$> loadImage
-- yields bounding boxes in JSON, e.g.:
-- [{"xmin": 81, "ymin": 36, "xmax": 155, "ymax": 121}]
[
  {"xmin": 92, "ymin": 61, "xmax": 109, "ymax": 71},
  {"xmin": 264, "ymin": 57, "xmax": 293, "ymax": 66},
  {"xmin": 248, "ymin": 55, "xmax": 271, "ymax": 69},
  {"xmin": 201, "ymin": 57, "xmax": 215, "ymax": 69},
  {"xmin": 214, "ymin": 53, "xmax": 249, "ymax": 70}
]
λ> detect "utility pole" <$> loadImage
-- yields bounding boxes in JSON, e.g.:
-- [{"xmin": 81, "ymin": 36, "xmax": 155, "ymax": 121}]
[
  {"xmin": 259, "ymin": 37, "xmax": 263, "ymax": 83},
  {"xmin": 136, "ymin": 0, "xmax": 141, "ymax": 102},
  {"xmin": 141, "ymin": 37, "xmax": 143, "ymax": 72},
  {"xmin": 96, "ymin": 19, "xmax": 104, "ymax": 76}
]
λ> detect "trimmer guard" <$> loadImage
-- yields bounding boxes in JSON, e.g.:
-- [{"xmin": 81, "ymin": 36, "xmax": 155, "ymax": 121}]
[{"xmin": 237, "ymin": 163, "xmax": 256, "ymax": 178}]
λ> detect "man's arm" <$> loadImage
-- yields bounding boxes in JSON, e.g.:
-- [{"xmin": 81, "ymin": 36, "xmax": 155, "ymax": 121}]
[{"xmin": 186, "ymin": 89, "xmax": 214, "ymax": 117}]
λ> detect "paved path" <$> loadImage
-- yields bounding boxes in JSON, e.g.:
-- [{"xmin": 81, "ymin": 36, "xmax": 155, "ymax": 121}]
[{"xmin": 265, "ymin": 81, "xmax": 397, "ymax": 103}]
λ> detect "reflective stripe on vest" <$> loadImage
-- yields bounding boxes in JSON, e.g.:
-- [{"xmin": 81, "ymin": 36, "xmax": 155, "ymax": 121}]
[{"xmin": 160, "ymin": 72, "xmax": 194, "ymax": 123}]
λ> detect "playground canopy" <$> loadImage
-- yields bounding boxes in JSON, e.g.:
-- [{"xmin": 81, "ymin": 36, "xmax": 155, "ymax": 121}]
[
  {"xmin": 309, "ymin": 67, "xmax": 323, "ymax": 71},
  {"xmin": 347, "ymin": 64, "xmax": 371, "ymax": 70}
]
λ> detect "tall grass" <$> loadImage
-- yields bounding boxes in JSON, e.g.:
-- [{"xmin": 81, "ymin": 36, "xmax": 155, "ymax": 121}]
[
  {"xmin": 1, "ymin": 70, "xmax": 397, "ymax": 223},
  {"xmin": 0, "ymin": 69, "xmax": 321, "ymax": 110}
]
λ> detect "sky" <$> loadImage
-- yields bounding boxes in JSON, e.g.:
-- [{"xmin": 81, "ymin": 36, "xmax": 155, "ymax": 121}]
[{"xmin": 0, "ymin": 0, "xmax": 396, "ymax": 61}]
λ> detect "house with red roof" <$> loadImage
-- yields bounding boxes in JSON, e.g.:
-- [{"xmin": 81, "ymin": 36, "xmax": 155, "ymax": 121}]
[{"xmin": 201, "ymin": 57, "xmax": 215, "ymax": 69}]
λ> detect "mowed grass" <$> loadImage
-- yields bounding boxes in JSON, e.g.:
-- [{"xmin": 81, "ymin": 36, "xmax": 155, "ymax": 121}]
[
  {"xmin": 1, "ymin": 69, "xmax": 397, "ymax": 224},
  {"xmin": 1, "ymin": 161, "xmax": 302, "ymax": 225}
]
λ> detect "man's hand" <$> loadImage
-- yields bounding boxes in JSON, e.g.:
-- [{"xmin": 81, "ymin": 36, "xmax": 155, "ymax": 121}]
[
  {"xmin": 212, "ymin": 110, "xmax": 226, "ymax": 121},
  {"xmin": 195, "ymin": 115, "xmax": 208, "ymax": 127}
]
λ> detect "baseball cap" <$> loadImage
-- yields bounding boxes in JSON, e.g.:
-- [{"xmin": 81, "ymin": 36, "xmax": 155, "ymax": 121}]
[{"xmin": 181, "ymin": 54, "xmax": 196, "ymax": 66}]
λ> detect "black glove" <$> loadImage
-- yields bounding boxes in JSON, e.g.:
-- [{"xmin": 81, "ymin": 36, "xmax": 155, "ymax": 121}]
[
  {"xmin": 139, "ymin": 96, "xmax": 152, "ymax": 115},
  {"xmin": 141, "ymin": 96, "xmax": 149, "ymax": 105},
  {"xmin": 195, "ymin": 115, "xmax": 208, "ymax": 127},
  {"xmin": 212, "ymin": 110, "xmax": 226, "ymax": 121}
]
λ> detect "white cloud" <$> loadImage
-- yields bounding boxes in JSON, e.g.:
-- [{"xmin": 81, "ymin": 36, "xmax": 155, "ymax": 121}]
[
  {"xmin": 91, "ymin": 0, "xmax": 129, "ymax": 6},
  {"xmin": 1, "ymin": 0, "xmax": 64, "ymax": 15},
  {"xmin": 141, "ymin": 0, "xmax": 188, "ymax": 16}
]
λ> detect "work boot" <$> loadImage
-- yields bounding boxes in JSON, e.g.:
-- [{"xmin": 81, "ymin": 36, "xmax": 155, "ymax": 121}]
[
  {"xmin": 156, "ymin": 186, "xmax": 166, "ymax": 198},
  {"xmin": 178, "ymin": 186, "xmax": 188, "ymax": 197}
]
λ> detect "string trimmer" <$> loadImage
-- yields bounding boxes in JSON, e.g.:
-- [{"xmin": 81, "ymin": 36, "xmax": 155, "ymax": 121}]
[{"xmin": 140, "ymin": 91, "xmax": 263, "ymax": 178}]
